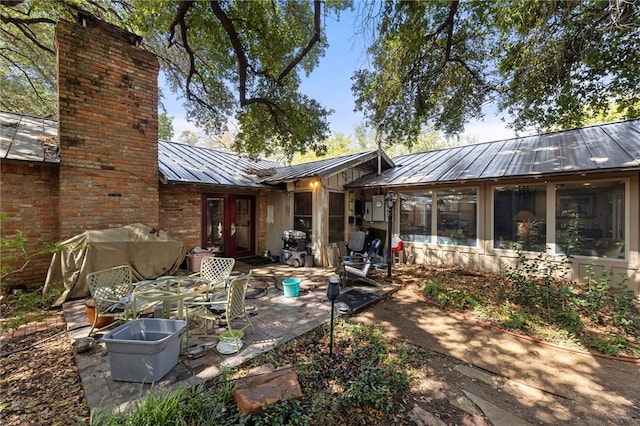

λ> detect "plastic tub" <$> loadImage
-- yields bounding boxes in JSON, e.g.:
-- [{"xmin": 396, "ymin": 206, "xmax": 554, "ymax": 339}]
[
  {"xmin": 186, "ymin": 251, "xmax": 211, "ymax": 273},
  {"xmin": 103, "ymin": 318, "xmax": 186, "ymax": 383},
  {"xmin": 282, "ymin": 278, "xmax": 301, "ymax": 297}
]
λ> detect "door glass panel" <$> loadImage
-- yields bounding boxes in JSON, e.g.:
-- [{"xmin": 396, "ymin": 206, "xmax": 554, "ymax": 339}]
[
  {"xmin": 294, "ymin": 192, "xmax": 312, "ymax": 241},
  {"xmin": 494, "ymin": 185, "xmax": 546, "ymax": 251},
  {"xmin": 436, "ymin": 189, "xmax": 477, "ymax": 246},
  {"xmin": 235, "ymin": 198, "xmax": 251, "ymax": 252},
  {"xmin": 399, "ymin": 192, "xmax": 432, "ymax": 243},
  {"xmin": 207, "ymin": 197, "xmax": 224, "ymax": 254},
  {"xmin": 329, "ymin": 192, "xmax": 345, "ymax": 243}
]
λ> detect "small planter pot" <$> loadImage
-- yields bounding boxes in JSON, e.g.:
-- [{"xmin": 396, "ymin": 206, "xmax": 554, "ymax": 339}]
[{"xmin": 85, "ymin": 302, "xmax": 115, "ymax": 328}]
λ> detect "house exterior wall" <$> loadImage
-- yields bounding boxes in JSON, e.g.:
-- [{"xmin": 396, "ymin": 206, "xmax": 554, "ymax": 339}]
[
  {"xmin": 56, "ymin": 19, "xmax": 159, "ymax": 239},
  {"xmin": 159, "ymin": 184, "xmax": 202, "ymax": 251},
  {"xmin": 0, "ymin": 162, "xmax": 59, "ymax": 288},
  {"xmin": 265, "ymin": 190, "xmax": 290, "ymax": 255},
  {"xmin": 159, "ymin": 183, "xmax": 268, "ymax": 257},
  {"xmin": 390, "ymin": 173, "xmax": 640, "ymax": 295}
]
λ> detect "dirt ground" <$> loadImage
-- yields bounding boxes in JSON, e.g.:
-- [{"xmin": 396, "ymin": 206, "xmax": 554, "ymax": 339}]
[{"xmin": 1, "ymin": 266, "xmax": 639, "ymax": 425}]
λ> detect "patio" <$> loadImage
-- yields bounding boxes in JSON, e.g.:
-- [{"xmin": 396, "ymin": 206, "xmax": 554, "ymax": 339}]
[{"xmin": 64, "ymin": 260, "xmax": 401, "ymax": 414}]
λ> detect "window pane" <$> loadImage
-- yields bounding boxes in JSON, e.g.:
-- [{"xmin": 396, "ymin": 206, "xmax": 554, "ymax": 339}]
[
  {"xmin": 294, "ymin": 192, "xmax": 312, "ymax": 241},
  {"xmin": 399, "ymin": 192, "xmax": 432, "ymax": 243},
  {"xmin": 437, "ymin": 189, "xmax": 477, "ymax": 246},
  {"xmin": 494, "ymin": 185, "xmax": 546, "ymax": 251},
  {"xmin": 329, "ymin": 192, "xmax": 345, "ymax": 243},
  {"xmin": 556, "ymin": 181, "xmax": 625, "ymax": 258}
]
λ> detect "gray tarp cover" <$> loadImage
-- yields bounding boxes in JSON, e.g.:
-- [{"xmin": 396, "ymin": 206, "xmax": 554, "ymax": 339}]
[{"xmin": 45, "ymin": 223, "xmax": 186, "ymax": 305}]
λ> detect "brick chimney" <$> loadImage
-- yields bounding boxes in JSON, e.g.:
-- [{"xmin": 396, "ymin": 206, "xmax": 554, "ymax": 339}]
[{"xmin": 55, "ymin": 16, "xmax": 159, "ymax": 238}]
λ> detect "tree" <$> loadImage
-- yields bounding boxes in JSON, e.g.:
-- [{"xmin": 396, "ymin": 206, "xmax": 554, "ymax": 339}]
[
  {"xmin": 1, "ymin": 0, "xmax": 349, "ymax": 158},
  {"xmin": 352, "ymin": 0, "xmax": 640, "ymax": 147},
  {"xmin": 158, "ymin": 112, "xmax": 175, "ymax": 140},
  {"xmin": 3, "ymin": 1, "xmax": 638, "ymax": 156},
  {"xmin": 290, "ymin": 132, "xmax": 357, "ymax": 164},
  {"xmin": 178, "ymin": 130, "xmax": 200, "ymax": 145}
]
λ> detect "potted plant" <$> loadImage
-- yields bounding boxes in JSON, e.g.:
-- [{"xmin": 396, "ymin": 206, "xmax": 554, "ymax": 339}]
[{"xmin": 84, "ymin": 299, "xmax": 115, "ymax": 328}]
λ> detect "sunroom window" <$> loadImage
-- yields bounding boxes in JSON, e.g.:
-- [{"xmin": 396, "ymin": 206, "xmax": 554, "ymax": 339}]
[
  {"xmin": 555, "ymin": 181, "xmax": 625, "ymax": 259},
  {"xmin": 436, "ymin": 189, "xmax": 477, "ymax": 246},
  {"xmin": 399, "ymin": 192, "xmax": 432, "ymax": 243},
  {"xmin": 494, "ymin": 185, "xmax": 547, "ymax": 251}
]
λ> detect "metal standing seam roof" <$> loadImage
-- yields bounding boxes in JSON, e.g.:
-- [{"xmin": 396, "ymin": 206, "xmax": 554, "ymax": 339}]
[
  {"xmin": 259, "ymin": 150, "xmax": 394, "ymax": 183},
  {"xmin": 0, "ymin": 111, "xmax": 59, "ymax": 163},
  {"xmin": 4, "ymin": 110, "xmax": 639, "ymax": 189},
  {"xmin": 347, "ymin": 119, "xmax": 640, "ymax": 189},
  {"xmin": 158, "ymin": 141, "xmax": 280, "ymax": 188}
]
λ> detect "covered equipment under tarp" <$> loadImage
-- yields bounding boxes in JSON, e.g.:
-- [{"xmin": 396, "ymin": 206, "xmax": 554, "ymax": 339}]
[{"xmin": 44, "ymin": 224, "xmax": 186, "ymax": 305}]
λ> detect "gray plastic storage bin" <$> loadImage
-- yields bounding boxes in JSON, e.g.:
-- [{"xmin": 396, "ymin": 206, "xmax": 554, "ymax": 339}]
[{"xmin": 103, "ymin": 318, "xmax": 186, "ymax": 383}]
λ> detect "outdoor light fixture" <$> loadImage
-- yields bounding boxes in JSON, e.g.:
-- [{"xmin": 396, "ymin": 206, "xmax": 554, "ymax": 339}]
[
  {"xmin": 326, "ymin": 278, "xmax": 340, "ymax": 357},
  {"xmin": 385, "ymin": 190, "xmax": 397, "ymax": 277}
]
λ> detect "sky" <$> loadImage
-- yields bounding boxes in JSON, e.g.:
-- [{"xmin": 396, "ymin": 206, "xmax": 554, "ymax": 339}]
[{"xmin": 162, "ymin": 8, "xmax": 518, "ymax": 145}]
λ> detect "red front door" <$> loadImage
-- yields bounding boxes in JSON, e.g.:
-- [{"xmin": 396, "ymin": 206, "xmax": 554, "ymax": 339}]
[{"xmin": 203, "ymin": 194, "xmax": 255, "ymax": 258}]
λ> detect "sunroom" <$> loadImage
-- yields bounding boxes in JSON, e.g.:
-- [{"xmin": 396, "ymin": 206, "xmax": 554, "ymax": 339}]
[{"xmin": 348, "ymin": 120, "xmax": 640, "ymax": 294}]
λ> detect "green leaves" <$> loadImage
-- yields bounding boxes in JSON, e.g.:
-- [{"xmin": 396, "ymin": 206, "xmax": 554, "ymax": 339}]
[
  {"xmin": 1, "ymin": 0, "xmax": 348, "ymax": 158},
  {"xmin": 353, "ymin": 0, "xmax": 640, "ymax": 140}
]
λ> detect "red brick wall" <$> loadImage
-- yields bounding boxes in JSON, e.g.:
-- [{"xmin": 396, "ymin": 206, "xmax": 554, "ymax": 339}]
[
  {"xmin": 159, "ymin": 185, "xmax": 202, "ymax": 250},
  {"xmin": 56, "ymin": 19, "xmax": 159, "ymax": 239},
  {"xmin": 159, "ymin": 185, "xmax": 268, "ymax": 255},
  {"xmin": 0, "ymin": 162, "xmax": 59, "ymax": 289}
]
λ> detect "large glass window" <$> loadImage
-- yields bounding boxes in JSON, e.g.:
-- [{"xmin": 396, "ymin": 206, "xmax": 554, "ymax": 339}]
[
  {"xmin": 399, "ymin": 192, "xmax": 432, "ymax": 243},
  {"xmin": 494, "ymin": 185, "xmax": 547, "ymax": 251},
  {"xmin": 294, "ymin": 192, "xmax": 312, "ymax": 241},
  {"xmin": 437, "ymin": 189, "xmax": 477, "ymax": 246},
  {"xmin": 556, "ymin": 181, "xmax": 625, "ymax": 258},
  {"xmin": 329, "ymin": 192, "xmax": 345, "ymax": 243}
]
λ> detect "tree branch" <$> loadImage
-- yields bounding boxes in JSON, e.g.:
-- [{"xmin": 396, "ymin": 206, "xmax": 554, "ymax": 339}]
[
  {"xmin": 209, "ymin": 0, "xmax": 250, "ymax": 104},
  {"xmin": 442, "ymin": 0, "xmax": 458, "ymax": 62},
  {"xmin": 167, "ymin": 1, "xmax": 216, "ymax": 111},
  {"xmin": 276, "ymin": 0, "xmax": 322, "ymax": 84},
  {"xmin": 0, "ymin": 14, "xmax": 55, "ymax": 54}
]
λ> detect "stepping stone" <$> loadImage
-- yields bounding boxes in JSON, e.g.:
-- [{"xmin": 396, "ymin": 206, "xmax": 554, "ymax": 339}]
[
  {"xmin": 449, "ymin": 395, "xmax": 483, "ymax": 417},
  {"xmin": 408, "ymin": 404, "xmax": 448, "ymax": 426},
  {"xmin": 463, "ymin": 391, "xmax": 532, "ymax": 426},
  {"xmin": 233, "ymin": 363, "xmax": 303, "ymax": 415}
]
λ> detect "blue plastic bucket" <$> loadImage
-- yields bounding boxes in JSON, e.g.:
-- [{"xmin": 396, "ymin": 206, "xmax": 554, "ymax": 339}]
[{"xmin": 282, "ymin": 278, "xmax": 301, "ymax": 297}]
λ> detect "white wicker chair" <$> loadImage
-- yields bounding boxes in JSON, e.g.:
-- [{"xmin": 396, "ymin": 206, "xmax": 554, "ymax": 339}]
[
  {"xmin": 185, "ymin": 270, "xmax": 254, "ymax": 350},
  {"xmin": 86, "ymin": 265, "xmax": 153, "ymax": 336},
  {"xmin": 192, "ymin": 256, "xmax": 235, "ymax": 299}
]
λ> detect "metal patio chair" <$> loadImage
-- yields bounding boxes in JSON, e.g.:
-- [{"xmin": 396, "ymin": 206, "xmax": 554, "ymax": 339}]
[
  {"xmin": 86, "ymin": 264, "xmax": 155, "ymax": 336},
  {"xmin": 190, "ymin": 256, "xmax": 235, "ymax": 299},
  {"xmin": 335, "ymin": 238, "xmax": 384, "ymax": 287},
  {"xmin": 185, "ymin": 270, "xmax": 254, "ymax": 351}
]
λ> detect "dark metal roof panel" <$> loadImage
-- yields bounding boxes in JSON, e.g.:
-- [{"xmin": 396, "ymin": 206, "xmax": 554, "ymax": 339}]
[
  {"xmin": 158, "ymin": 141, "xmax": 279, "ymax": 187},
  {"xmin": 600, "ymin": 120, "xmax": 640, "ymax": 164},
  {"xmin": 388, "ymin": 149, "xmax": 451, "ymax": 185},
  {"xmin": 460, "ymin": 140, "xmax": 508, "ymax": 179},
  {"xmin": 0, "ymin": 111, "xmax": 59, "ymax": 163},
  {"xmin": 348, "ymin": 119, "xmax": 640, "ymax": 188}
]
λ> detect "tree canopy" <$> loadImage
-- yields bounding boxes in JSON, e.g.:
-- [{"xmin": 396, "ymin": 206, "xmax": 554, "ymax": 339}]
[
  {"xmin": 352, "ymin": 0, "xmax": 640, "ymax": 147},
  {"xmin": 2, "ymin": 0, "xmax": 638, "ymax": 157}
]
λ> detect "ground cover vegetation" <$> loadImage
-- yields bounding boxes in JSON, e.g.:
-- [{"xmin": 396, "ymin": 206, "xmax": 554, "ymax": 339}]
[
  {"xmin": 418, "ymin": 218, "xmax": 640, "ymax": 359},
  {"xmin": 2, "ymin": 1, "xmax": 638, "ymax": 159},
  {"xmin": 1, "ymin": 258, "xmax": 638, "ymax": 424}
]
